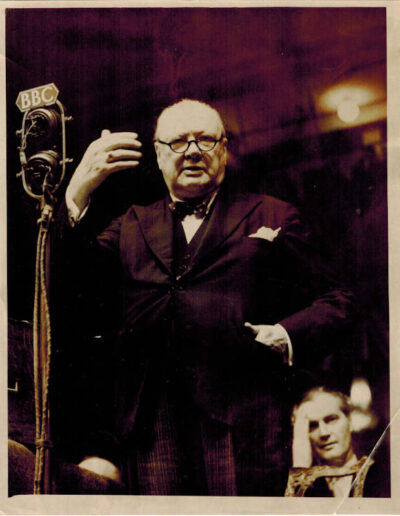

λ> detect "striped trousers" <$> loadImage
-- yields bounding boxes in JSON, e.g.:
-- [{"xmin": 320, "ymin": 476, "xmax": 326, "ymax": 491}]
[{"xmin": 120, "ymin": 376, "xmax": 290, "ymax": 496}]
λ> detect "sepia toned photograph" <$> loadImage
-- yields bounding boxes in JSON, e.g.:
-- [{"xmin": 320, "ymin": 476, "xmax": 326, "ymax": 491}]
[{"xmin": 3, "ymin": 2, "xmax": 398, "ymax": 514}]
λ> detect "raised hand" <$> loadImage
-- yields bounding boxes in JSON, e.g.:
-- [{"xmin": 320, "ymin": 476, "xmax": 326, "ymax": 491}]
[
  {"xmin": 67, "ymin": 129, "xmax": 142, "ymax": 211},
  {"xmin": 291, "ymin": 401, "xmax": 313, "ymax": 467}
]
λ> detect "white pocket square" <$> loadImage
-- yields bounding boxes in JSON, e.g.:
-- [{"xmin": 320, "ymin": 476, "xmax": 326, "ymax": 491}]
[{"xmin": 248, "ymin": 226, "xmax": 281, "ymax": 242}]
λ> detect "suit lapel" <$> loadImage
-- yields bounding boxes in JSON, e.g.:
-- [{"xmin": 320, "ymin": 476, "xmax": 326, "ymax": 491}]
[
  {"xmin": 133, "ymin": 197, "xmax": 174, "ymax": 275},
  {"xmin": 187, "ymin": 187, "xmax": 262, "ymax": 273},
  {"xmin": 132, "ymin": 188, "xmax": 263, "ymax": 277}
]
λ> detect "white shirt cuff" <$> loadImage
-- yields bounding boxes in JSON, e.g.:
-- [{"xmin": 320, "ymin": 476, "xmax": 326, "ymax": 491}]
[
  {"xmin": 65, "ymin": 187, "xmax": 90, "ymax": 227},
  {"xmin": 274, "ymin": 323, "xmax": 294, "ymax": 366}
]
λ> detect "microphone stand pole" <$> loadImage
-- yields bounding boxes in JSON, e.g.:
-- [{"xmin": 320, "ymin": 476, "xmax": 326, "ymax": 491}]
[{"xmin": 32, "ymin": 193, "xmax": 55, "ymax": 494}]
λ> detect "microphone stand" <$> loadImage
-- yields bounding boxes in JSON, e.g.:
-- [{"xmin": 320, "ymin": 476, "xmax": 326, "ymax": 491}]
[{"xmin": 16, "ymin": 99, "xmax": 72, "ymax": 493}]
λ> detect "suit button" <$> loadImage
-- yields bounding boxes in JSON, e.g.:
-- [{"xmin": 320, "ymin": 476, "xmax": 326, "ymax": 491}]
[{"xmin": 177, "ymin": 285, "xmax": 184, "ymax": 291}]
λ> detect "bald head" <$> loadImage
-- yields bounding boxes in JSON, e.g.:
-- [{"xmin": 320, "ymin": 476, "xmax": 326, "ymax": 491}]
[{"xmin": 154, "ymin": 99, "xmax": 226, "ymax": 141}]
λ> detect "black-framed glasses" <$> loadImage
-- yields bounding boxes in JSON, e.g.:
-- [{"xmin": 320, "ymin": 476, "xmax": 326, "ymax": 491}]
[{"xmin": 156, "ymin": 136, "xmax": 224, "ymax": 154}]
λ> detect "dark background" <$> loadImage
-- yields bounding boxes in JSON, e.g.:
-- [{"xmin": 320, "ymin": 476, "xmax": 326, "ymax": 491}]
[{"xmin": 6, "ymin": 7, "xmax": 389, "ymax": 467}]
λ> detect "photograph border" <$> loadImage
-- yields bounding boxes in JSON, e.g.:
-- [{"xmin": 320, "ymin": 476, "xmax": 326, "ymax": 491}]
[{"xmin": 1, "ymin": 1, "xmax": 399, "ymax": 514}]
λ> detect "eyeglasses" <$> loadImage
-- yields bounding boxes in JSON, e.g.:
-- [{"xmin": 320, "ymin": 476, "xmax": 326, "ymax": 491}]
[{"xmin": 156, "ymin": 136, "xmax": 224, "ymax": 154}]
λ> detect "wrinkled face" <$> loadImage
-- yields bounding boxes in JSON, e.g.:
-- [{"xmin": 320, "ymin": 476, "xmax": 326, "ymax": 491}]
[
  {"xmin": 154, "ymin": 101, "xmax": 228, "ymax": 200},
  {"xmin": 307, "ymin": 393, "xmax": 354, "ymax": 466}
]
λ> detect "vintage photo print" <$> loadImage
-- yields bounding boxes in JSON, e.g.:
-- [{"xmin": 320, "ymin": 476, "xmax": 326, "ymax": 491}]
[{"xmin": 2, "ymin": 1, "xmax": 399, "ymax": 514}]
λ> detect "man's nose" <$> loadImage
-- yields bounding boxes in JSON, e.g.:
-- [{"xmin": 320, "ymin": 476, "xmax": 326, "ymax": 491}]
[
  {"xmin": 318, "ymin": 422, "xmax": 330, "ymax": 439},
  {"xmin": 184, "ymin": 142, "xmax": 202, "ymax": 161}
]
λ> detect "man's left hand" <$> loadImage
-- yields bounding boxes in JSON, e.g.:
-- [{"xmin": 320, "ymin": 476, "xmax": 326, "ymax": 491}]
[{"xmin": 244, "ymin": 322, "xmax": 289, "ymax": 356}]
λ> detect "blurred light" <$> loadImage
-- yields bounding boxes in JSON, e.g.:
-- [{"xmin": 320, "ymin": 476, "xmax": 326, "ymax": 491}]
[
  {"xmin": 350, "ymin": 409, "xmax": 376, "ymax": 432},
  {"xmin": 349, "ymin": 378, "xmax": 376, "ymax": 432},
  {"xmin": 319, "ymin": 84, "xmax": 374, "ymax": 113},
  {"xmin": 350, "ymin": 377, "xmax": 372, "ymax": 410},
  {"xmin": 337, "ymin": 99, "xmax": 360, "ymax": 123}
]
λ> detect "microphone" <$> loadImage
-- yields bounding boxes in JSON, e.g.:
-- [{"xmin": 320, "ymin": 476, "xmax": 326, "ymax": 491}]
[{"xmin": 16, "ymin": 83, "xmax": 73, "ymax": 201}]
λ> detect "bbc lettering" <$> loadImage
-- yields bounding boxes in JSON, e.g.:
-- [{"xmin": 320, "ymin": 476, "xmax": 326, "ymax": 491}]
[{"xmin": 16, "ymin": 84, "xmax": 59, "ymax": 112}]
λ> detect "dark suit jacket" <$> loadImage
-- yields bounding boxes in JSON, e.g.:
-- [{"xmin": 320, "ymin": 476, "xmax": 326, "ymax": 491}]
[{"xmin": 52, "ymin": 184, "xmax": 354, "ymax": 466}]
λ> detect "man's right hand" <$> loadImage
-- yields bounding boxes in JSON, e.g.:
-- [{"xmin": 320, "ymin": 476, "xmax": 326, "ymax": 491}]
[
  {"xmin": 67, "ymin": 129, "xmax": 142, "ymax": 212},
  {"xmin": 78, "ymin": 456, "xmax": 122, "ymax": 483}
]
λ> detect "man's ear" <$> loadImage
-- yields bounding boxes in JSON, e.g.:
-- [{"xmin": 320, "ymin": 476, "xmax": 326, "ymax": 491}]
[
  {"xmin": 349, "ymin": 411, "xmax": 360, "ymax": 433},
  {"xmin": 349, "ymin": 413, "xmax": 355, "ymax": 432},
  {"xmin": 221, "ymin": 137, "xmax": 228, "ymax": 166}
]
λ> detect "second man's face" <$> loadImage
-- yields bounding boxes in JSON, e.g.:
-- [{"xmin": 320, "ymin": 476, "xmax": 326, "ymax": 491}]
[
  {"xmin": 307, "ymin": 393, "xmax": 354, "ymax": 467},
  {"xmin": 154, "ymin": 103, "xmax": 227, "ymax": 200}
]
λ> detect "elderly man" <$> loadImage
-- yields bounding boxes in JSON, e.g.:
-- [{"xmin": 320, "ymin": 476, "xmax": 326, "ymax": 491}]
[
  {"xmin": 285, "ymin": 387, "xmax": 389, "ymax": 497},
  {"xmin": 53, "ymin": 99, "xmax": 354, "ymax": 495}
]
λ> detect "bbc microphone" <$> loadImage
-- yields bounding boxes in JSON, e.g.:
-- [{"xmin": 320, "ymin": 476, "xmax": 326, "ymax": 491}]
[{"xmin": 16, "ymin": 83, "xmax": 73, "ymax": 200}]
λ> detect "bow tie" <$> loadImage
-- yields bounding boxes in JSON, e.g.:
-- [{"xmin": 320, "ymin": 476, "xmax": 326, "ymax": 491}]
[{"xmin": 169, "ymin": 198, "xmax": 210, "ymax": 219}]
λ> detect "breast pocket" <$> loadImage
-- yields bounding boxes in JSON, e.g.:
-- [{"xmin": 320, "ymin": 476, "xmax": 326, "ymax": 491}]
[{"xmin": 239, "ymin": 236, "xmax": 277, "ymax": 275}]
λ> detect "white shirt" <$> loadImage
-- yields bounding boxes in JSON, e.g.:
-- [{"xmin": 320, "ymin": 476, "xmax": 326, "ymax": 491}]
[{"xmin": 169, "ymin": 191, "xmax": 218, "ymax": 243}]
